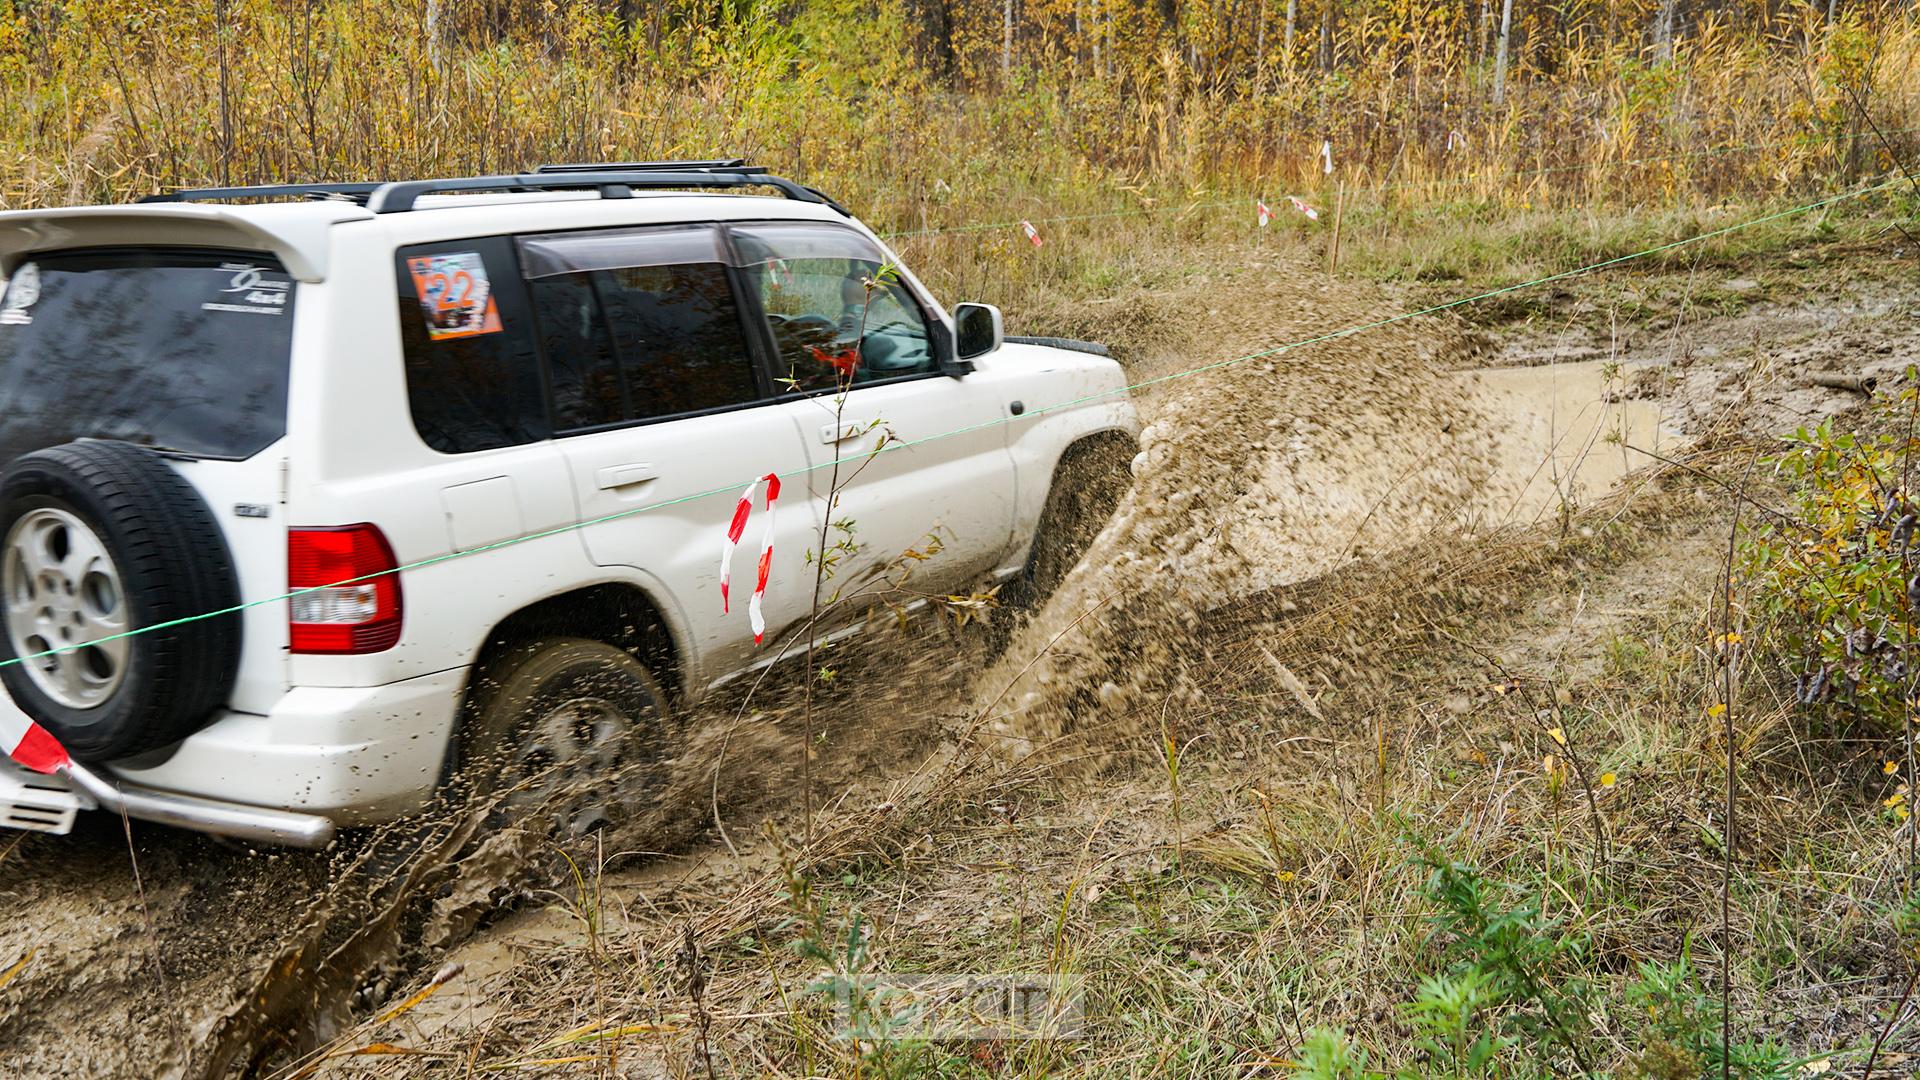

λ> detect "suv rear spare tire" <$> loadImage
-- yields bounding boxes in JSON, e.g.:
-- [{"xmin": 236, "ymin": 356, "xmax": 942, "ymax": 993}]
[{"xmin": 0, "ymin": 440, "xmax": 242, "ymax": 761}]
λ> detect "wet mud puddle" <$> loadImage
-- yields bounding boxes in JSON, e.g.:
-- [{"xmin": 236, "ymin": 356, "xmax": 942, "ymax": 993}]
[{"xmin": 1467, "ymin": 360, "xmax": 1687, "ymax": 526}]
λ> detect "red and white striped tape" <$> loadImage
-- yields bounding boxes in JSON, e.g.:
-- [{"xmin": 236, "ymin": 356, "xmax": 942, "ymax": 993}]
[
  {"xmin": 2, "ymin": 711, "xmax": 69, "ymax": 774},
  {"xmin": 1021, "ymin": 220, "xmax": 1043, "ymax": 247},
  {"xmin": 720, "ymin": 473, "xmax": 781, "ymax": 645},
  {"xmin": 1257, "ymin": 199, "xmax": 1274, "ymax": 227},
  {"xmin": 1288, "ymin": 195, "xmax": 1321, "ymax": 221}
]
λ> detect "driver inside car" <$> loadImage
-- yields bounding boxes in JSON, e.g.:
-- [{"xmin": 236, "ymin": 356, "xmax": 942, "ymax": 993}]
[{"xmin": 760, "ymin": 257, "xmax": 931, "ymax": 391}]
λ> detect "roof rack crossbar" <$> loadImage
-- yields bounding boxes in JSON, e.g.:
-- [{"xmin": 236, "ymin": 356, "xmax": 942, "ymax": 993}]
[
  {"xmin": 139, "ymin": 182, "xmax": 384, "ymax": 205},
  {"xmin": 534, "ymin": 159, "xmax": 762, "ymax": 174},
  {"xmin": 364, "ymin": 170, "xmax": 848, "ymax": 215},
  {"xmin": 135, "ymin": 163, "xmax": 852, "ymax": 218}
]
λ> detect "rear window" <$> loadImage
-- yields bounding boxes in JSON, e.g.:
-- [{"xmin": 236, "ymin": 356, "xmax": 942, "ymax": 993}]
[{"xmin": 0, "ymin": 249, "xmax": 296, "ymax": 463}]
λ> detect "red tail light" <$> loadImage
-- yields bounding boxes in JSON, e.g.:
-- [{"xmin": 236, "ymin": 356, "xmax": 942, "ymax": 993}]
[{"xmin": 288, "ymin": 525, "xmax": 403, "ymax": 654}]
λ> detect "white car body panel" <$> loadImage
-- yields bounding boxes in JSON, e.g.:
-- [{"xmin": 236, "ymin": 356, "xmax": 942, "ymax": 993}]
[{"xmin": 0, "ymin": 188, "xmax": 1140, "ymax": 835}]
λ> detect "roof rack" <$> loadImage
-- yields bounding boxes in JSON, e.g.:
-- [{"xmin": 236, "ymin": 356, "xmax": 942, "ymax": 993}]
[
  {"xmin": 366, "ymin": 169, "xmax": 848, "ymax": 215},
  {"xmin": 534, "ymin": 159, "xmax": 759, "ymax": 174},
  {"xmin": 138, "ymin": 160, "xmax": 851, "ymax": 217},
  {"xmin": 139, "ymin": 182, "xmax": 384, "ymax": 205}
]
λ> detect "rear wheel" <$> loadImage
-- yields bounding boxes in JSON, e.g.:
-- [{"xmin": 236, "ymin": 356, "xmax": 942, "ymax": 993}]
[{"xmin": 453, "ymin": 637, "xmax": 670, "ymax": 837}]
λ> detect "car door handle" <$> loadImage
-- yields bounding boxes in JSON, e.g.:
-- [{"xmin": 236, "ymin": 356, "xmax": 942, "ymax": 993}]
[
  {"xmin": 595, "ymin": 463, "xmax": 658, "ymax": 490},
  {"xmin": 819, "ymin": 421, "xmax": 870, "ymax": 445}
]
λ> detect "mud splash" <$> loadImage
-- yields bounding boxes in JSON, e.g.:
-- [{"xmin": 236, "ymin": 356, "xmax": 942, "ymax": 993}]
[{"xmin": 976, "ymin": 257, "xmax": 1512, "ymax": 752}]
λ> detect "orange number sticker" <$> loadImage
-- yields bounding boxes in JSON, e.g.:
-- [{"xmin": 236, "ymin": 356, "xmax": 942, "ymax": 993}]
[{"xmin": 407, "ymin": 254, "xmax": 501, "ymax": 340}]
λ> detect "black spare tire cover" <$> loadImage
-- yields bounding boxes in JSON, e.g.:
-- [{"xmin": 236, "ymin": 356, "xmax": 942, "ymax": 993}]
[{"xmin": 0, "ymin": 440, "xmax": 242, "ymax": 761}]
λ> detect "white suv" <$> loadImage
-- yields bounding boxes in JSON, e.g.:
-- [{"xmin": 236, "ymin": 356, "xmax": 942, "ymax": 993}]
[{"xmin": 0, "ymin": 162, "xmax": 1137, "ymax": 847}]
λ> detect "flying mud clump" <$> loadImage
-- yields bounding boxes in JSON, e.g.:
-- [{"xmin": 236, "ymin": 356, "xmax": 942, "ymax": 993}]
[{"xmin": 977, "ymin": 257, "xmax": 1513, "ymax": 754}]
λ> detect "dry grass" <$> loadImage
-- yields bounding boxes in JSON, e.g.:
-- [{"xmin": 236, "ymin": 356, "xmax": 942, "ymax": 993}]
[{"xmin": 3, "ymin": 2, "xmax": 1919, "ymax": 324}]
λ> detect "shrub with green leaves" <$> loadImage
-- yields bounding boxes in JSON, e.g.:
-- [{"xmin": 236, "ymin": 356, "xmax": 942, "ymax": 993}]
[{"xmin": 1743, "ymin": 377, "xmax": 1920, "ymax": 729}]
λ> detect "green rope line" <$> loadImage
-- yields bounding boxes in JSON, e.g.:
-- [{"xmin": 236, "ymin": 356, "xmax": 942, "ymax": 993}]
[
  {"xmin": 0, "ymin": 176, "xmax": 1900, "ymax": 672},
  {"xmin": 879, "ymin": 126, "xmax": 1920, "ymax": 242}
]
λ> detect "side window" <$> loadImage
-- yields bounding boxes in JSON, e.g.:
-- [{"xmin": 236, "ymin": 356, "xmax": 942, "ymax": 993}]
[
  {"xmin": 728, "ymin": 222, "xmax": 936, "ymax": 393},
  {"xmin": 518, "ymin": 226, "xmax": 762, "ymax": 430},
  {"xmin": 395, "ymin": 237, "xmax": 547, "ymax": 453},
  {"xmin": 598, "ymin": 263, "xmax": 758, "ymax": 420}
]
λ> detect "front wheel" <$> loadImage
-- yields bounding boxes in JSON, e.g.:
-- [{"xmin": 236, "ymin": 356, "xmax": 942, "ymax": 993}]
[
  {"xmin": 452, "ymin": 637, "xmax": 671, "ymax": 837},
  {"xmin": 1004, "ymin": 439, "xmax": 1134, "ymax": 613}
]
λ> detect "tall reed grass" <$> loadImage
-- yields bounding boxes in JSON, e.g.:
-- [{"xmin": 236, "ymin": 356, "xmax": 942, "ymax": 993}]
[{"xmin": 2, "ymin": 0, "xmax": 1915, "ymax": 230}]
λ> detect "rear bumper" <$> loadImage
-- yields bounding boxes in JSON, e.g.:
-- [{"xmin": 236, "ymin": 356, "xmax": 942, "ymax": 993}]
[{"xmin": 105, "ymin": 667, "xmax": 468, "ymax": 825}]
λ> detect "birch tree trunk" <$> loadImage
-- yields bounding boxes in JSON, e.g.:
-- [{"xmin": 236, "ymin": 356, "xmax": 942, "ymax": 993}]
[
  {"xmin": 1493, "ymin": 0, "xmax": 1513, "ymax": 104},
  {"xmin": 1283, "ymin": 0, "xmax": 1296, "ymax": 71},
  {"xmin": 426, "ymin": 0, "xmax": 445, "ymax": 76},
  {"xmin": 1257, "ymin": 0, "xmax": 1266, "ymax": 70},
  {"xmin": 1002, "ymin": 0, "xmax": 1013, "ymax": 78},
  {"xmin": 1319, "ymin": 0, "xmax": 1334, "ymax": 71}
]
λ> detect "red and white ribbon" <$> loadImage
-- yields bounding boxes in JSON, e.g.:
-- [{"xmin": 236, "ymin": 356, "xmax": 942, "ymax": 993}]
[
  {"xmin": 1320, "ymin": 140, "xmax": 1334, "ymax": 174},
  {"xmin": 1288, "ymin": 195, "xmax": 1321, "ymax": 221},
  {"xmin": 720, "ymin": 473, "xmax": 781, "ymax": 645},
  {"xmin": 2, "ymin": 711, "xmax": 69, "ymax": 774},
  {"xmin": 1257, "ymin": 199, "xmax": 1274, "ymax": 227},
  {"xmin": 1021, "ymin": 220, "xmax": 1043, "ymax": 247}
]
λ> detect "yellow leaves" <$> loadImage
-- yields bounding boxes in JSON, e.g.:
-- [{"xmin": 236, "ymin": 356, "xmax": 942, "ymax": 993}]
[
  {"xmin": 1887, "ymin": 760, "xmax": 1901, "ymax": 776},
  {"xmin": 1886, "ymin": 792, "xmax": 1906, "ymax": 809},
  {"xmin": 1599, "ymin": 772, "xmax": 1618, "ymax": 788},
  {"xmin": 1546, "ymin": 727, "xmax": 1567, "ymax": 747},
  {"xmin": 1707, "ymin": 703, "xmax": 1727, "ymax": 719},
  {"xmin": 338, "ymin": 1044, "xmax": 434, "ymax": 1057},
  {"xmin": 0, "ymin": 948, "xmax": 33, "ymax": 993},
  {"xmin": 373, "ymin": 962, "xmax": 464, "ymax": 1025},
  {"xmin": 537, "ymin": 1020, "xmax": 681, "ymax": 1048}
]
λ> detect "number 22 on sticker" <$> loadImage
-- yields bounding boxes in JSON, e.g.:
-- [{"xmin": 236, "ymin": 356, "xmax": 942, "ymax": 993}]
[
  {"xmin": 407, "ymin": 253, "xmax": 501, "ymax": 340},
  {"xmin": 421, "ymin": 271, "xmax": 474, "ymax": 312}
]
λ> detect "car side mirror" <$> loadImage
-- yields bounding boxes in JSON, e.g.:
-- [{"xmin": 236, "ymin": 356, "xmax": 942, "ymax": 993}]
[{"xmin": 953, "ymin": 303, "xmax": 1003, "ymax": 362}]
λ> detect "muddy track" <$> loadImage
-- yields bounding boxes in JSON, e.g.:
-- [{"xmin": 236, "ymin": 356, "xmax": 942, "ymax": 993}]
[{"xmin": 1, "ymin": 244, "xmax": 1913, "ymax": 1079}]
